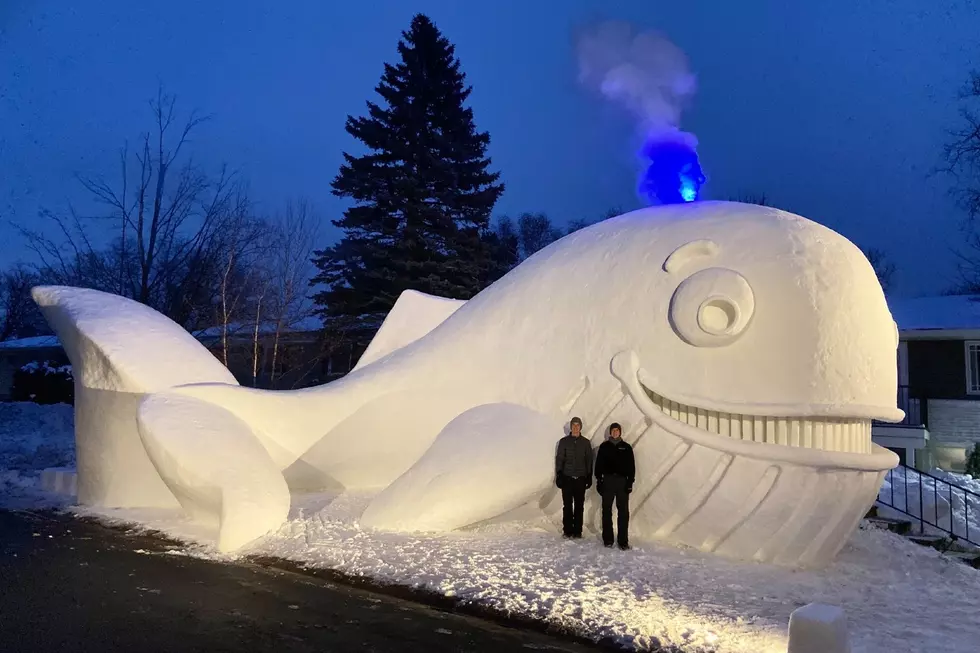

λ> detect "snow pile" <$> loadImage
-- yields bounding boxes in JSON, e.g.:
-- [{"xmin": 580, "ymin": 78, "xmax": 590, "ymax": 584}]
[
  {"xmin": 82, "ymin": 490, "xmax": 980, "ymax": 653},
  {"xmin": 0, "ymin": 402, "xmax": 74, "ymax": 507},
  {"xmin": 878, "ymin": 466, "xmax": 980, "ymax": 544}
]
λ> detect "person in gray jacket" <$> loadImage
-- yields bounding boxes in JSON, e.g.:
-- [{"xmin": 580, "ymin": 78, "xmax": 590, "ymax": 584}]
[{"xmin": 555, "ymin": 416, "xmax": 593, "ymax": 538}]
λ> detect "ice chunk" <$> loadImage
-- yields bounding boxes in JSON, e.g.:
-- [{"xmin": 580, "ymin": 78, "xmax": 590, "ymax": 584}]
[{"xmin": 788, "ymin": 603, "xmax": 850, "ymax": 653}]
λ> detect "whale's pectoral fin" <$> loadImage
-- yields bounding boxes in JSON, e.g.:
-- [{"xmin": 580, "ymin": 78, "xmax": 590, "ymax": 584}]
[
  {"xmin": 359, "ymin": 403, "xmax": 563, "ymax": 532},
  {"xmin": 136, "ymin": 392, "xmax": 290, "ymax": 553}
]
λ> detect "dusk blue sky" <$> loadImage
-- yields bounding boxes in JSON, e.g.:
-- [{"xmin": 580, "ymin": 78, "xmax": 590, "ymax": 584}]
[{"xmin": 2, "ymin": 1, "xmax": 978, "ymax": 296}]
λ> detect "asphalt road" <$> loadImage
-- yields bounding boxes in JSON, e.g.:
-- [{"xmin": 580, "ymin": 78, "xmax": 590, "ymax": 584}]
[{"xmin": 0, "ymin": 509, "xmax": 603, "ymax": 653}]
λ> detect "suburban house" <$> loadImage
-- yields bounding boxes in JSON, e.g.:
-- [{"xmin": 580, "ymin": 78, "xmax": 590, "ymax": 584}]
[
  {"xmin": 0, "ymin": 316, "xmax": 360, "ymax": 399},
  {"xmin": 873, "ymin": 294, "xmax": 980, "ymax": 472}
]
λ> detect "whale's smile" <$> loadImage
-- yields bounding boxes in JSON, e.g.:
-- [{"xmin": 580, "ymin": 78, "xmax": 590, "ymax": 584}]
[
  {"xmin": 637, "ymin": 383, "xmax": 872, "ymax": 453},
  {"xmin": 610, "ymin": 350, "xmax": 875, "ymax": 455}
]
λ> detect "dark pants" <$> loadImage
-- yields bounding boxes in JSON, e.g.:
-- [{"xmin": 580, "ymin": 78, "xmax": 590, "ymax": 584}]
[
  {"xmin": 600, "ymin": 474, "xmax": 630, "ymax": 546},
  {"xmin": 560, "ymin": 476, "xmax": 587, "ymax": 536}
]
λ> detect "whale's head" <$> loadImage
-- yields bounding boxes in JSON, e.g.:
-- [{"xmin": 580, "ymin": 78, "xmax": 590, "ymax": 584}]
[{"xmin": 547, "ymin": 201, "xmax": 901, "ymax": 454}]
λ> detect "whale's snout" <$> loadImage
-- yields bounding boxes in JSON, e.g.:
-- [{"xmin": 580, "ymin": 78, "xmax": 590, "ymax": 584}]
[{"xmin": 639, "ymin": 211, "xmax": 902, "ymax": 428}]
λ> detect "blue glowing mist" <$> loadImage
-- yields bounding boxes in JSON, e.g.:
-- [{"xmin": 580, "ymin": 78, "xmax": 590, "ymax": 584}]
[{"xmin": 638, "ymin": 138, "xmax": 706, "ymax": 205}]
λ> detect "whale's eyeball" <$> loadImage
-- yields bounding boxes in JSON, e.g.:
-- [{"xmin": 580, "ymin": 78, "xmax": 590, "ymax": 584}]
[{"xmin": 669, "ymin": 268, "xmax": 755, "ymax": 347}]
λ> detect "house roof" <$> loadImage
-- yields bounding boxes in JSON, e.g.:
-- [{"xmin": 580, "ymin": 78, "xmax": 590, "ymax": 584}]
[
  {"xmin": 0, "ymin": 335, "xmax": 61, "ymax": 350},
  {"xmin": 888, "ymin": 295, "xmax": 980, "ymax": 334}
]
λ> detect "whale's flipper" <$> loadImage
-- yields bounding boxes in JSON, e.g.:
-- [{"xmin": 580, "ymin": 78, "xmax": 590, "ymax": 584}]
[
  {"xmin": 359, "ymin": 403, "xmax": 561, "ymax": 532},
  {"xmin": 137, "ymin": 392, "xmax": 290, "ymax": 553},
  {"xmin": 353, "ymin": 289, "xmax": 466, "ymax": 371}
]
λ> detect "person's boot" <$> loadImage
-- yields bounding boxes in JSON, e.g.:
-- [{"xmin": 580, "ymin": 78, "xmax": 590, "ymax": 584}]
[{"xmin": 618, "ymin": 542, "xmax": 630, "ymax": 551}]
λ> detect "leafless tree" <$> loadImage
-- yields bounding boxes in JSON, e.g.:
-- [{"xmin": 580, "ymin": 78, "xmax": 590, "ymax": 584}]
[
  {"xmin": 730, "ymin": 192, "xmax": 771, "ymax": 207},
  {"xmin": 941, "ymin": 71, "xmax": 980, "ymax": 284},
  {"xmin": 945, "ymin": 71, "xmax": 980, "ymax": 222},
  {"xmin": 862, "ymin": 247, "xmax": 897, "ymax": 295},
  {"xmin": 214, "ymin": 209, "xmax": 267, "ymax": 367},
  {"xmin": 0, "ymin": 266, "xmax": 48, "ymax": 341},
  {"xmin": 17, "ymin": 89, "xmax": 260, "ymax": 331},
  {"xmin": 244, "ymin": 199, "xmax": 322, "ymax": 388}
]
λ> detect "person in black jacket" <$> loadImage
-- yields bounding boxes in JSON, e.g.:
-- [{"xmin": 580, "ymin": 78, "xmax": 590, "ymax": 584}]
[
  {"xmin": 594, "ymin": 422, "xmax": 635, "ymax": 550},
  {"xmin": 555, "ymin": 416, "xmax": 593, "ymax": 539}
]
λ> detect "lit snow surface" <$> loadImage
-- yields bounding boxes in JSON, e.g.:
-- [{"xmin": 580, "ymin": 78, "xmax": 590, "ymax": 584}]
[
  {"xmin": 3, "ymin": 404, "xmax": 980, "ymax": 653},
  {"xmin": 33, "ymin": 203, "xmax": 905, "ymax": 566}
]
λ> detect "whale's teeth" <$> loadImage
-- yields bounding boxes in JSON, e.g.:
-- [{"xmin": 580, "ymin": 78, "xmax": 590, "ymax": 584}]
[{"xmin": 644, "ymin": 388, "xmax": 872, "ymax": 454}]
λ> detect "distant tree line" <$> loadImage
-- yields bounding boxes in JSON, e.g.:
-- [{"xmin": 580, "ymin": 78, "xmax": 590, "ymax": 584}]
[
  {"xmin": 19, "ymin": 12, "xmax": 980, "ymax": 383},
  {"xmin": 0, "ymin": 13, "xmax": 609, "ymax": 382}
]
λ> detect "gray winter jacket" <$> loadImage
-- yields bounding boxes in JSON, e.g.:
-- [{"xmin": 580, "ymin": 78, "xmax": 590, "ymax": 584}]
[{"xmin": 555, "ymin": 434, "xmax": 594, "ymax": 479}]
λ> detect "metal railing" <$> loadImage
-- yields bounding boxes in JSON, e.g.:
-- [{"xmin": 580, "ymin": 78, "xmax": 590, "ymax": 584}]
[
  {"xmin": 873, "ymin": 385, "xmax": 925, "ymax": 428},
  {"xmin": 877, "ymin": 463, "xmax": 980, "ymax": 547}
]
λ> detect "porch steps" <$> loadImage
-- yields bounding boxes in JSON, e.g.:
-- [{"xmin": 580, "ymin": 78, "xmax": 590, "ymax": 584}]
[{"xmin": 865, "ymin": 505, "xmax": 980, "ymax": 568}]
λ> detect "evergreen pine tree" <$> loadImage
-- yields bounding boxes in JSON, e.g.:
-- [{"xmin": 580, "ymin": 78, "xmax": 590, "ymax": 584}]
[
  {"xmin": 965, "ymin": 443, "xmax": 980, "ymax": 478},
  {"xmin": 312, "ymin": 14, "xmax": 504, "ymax": 345}
]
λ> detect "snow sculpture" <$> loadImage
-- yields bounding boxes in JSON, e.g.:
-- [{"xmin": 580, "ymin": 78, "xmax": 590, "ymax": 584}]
[
  {"xmin": 34, "ymin": 201, "xmax": 903, "ymax": 564},
  {"xmin": 31, "ymin": 286, "xmax": 238, "ymax": 509}
]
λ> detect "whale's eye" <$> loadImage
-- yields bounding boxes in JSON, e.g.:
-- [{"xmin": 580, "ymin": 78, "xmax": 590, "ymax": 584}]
[{"xmin": 669, "ymin": 267, "xmax": 754, "ymax": 347}]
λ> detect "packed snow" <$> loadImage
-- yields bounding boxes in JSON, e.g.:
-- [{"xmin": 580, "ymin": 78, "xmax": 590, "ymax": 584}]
[
  {"xmin": 84, "ymin": 491, "xmax": 980, "ymax": 653},
  {"xmin": 33, "ymin": 204, "xmax": 903, "ymax": 567},
  {"xmin": 5, "ymin": 401, "xmax": 980, "ymax": 652}
]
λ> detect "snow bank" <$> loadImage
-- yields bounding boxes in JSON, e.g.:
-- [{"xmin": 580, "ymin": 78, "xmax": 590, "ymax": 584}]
[
  {"xmin": 878, "ymin": 466, "xmax": 980, "ymax": 544},
  {"xmin": 83, "ymin": 491, "xmax": 980, "ymax": 653},
  {"xmin": 2, "ymin": 402, "xmax": 979, "ymax": 653},
  {"xmin": 0, "ymin": 402, "xmax": 74, "ymax": 507}
]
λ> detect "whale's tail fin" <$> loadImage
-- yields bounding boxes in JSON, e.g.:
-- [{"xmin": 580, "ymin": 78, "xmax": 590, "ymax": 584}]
[
  {"xmin": 31, "ymin": 285, "xmax": 239, "ymax": 393},
  {"xmin": 31, "ymin": 285, "xmax": 244, "ymax": 509}
]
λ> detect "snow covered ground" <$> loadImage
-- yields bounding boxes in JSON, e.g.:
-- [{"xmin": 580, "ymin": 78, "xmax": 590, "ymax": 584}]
[
  {"xmin": 0, "ymin": 402, "xmax": 74, "ymax": 508},
  {"xmin": 4, "ymin": 401, "xmax": 980, "ymax": 653},
  {"xmin": 878, "ymin": 466, "xmax": 980, "ymax": 544}
]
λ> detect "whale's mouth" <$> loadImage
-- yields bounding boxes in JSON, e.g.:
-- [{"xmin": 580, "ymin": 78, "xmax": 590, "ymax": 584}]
[{"xmin": 636, "ymin": 382, "xmax": 873, "ymax": 454}]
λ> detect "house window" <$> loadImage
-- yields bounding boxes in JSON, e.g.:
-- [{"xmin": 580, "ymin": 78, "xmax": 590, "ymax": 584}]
[{"xmin": 966, "ymin": 341, "xmax": 980, "ymax": 395}]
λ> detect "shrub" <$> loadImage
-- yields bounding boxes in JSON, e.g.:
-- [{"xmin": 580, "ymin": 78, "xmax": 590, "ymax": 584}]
[
  {"xmin": 965, "ymin": 443, "xmax": 980, "ymax": 479},
  {"xmin": 11, "ymin": 360, "xmax": 74, "ymax": 405}
]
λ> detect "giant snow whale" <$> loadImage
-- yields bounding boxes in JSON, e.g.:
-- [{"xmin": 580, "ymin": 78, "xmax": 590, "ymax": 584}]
[{"xmin": 33, "ymin": 201, "xmax": 902, "ymax": 566}]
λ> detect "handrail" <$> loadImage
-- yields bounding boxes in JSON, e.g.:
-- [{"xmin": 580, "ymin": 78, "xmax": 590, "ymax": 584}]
[
  {"xmin": 877, "ymin": 463, "xmax": 980, "ymax": 547},
  {"xmin": 873, "ymin": 385, "xmax": 924, "ymax": 428}
]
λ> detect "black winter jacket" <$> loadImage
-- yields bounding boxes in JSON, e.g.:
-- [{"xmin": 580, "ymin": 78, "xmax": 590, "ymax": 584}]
[
  {"xmin": 595, "ymin": 438, "xmax": 635, "ymax": 484},
  {"xmin": 555, "ymin": 435, "xmax": 593, "ymax": 478}
]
